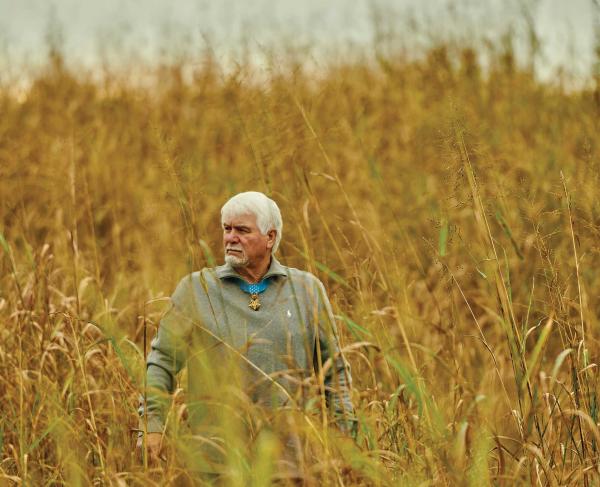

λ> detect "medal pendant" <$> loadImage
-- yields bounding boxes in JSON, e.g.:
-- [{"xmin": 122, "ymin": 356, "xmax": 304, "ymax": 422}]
[{"xmin": 249, "ymin": 293, "xmax": 261, "ymax": 311}]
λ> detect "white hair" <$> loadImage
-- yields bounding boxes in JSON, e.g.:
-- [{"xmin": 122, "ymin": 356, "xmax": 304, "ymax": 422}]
[{"xmin": 221, "ymin": 191, "xmax": 283, "ymax": 253}]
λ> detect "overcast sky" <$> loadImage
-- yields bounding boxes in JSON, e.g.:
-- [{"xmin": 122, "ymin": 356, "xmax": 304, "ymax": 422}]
[{"xmin": 0, "ymin": 0, "xmax": 597, "ymax": 80}]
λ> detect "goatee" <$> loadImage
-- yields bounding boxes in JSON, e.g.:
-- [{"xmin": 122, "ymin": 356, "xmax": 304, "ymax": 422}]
[{"xmin": 225, "ymin": 254, "xmax": 248, "ymax": 267}]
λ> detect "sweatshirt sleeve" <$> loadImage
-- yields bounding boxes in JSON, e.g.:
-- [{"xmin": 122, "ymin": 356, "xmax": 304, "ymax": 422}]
[
  {"xmin": 138, "ymin": 274, "xmax": 197, "ymax": 434},
  {"xmin": 312, "ymin": 277, "xmax": 357, "ymax": 435}
]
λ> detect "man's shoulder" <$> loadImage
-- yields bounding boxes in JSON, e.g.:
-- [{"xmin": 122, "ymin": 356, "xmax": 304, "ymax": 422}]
[
  {"xmin": 173, "ymin": 269, "xmax": 220, "ymax": 291},
  {"xmin": 175, "ymin": 270, "xmax": 207, "ymax": 283},
  {"xmin": 281, "ymin": 265, "xmax": 322, "ymax": 287},
  {"xmin": 170, "ymin": 269, "xmax": 226, "ymax": 308}
]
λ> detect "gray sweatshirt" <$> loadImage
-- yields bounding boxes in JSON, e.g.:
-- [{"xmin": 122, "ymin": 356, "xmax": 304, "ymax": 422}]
[{"xmin": 139, "ymin": 258, "xmax": 356, "ymax": 435}]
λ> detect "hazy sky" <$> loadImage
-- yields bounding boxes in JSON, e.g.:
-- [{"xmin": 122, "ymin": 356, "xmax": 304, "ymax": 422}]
[{"xmin": 0, "ymin": 0, "xmax": 597, "ymax": 80}]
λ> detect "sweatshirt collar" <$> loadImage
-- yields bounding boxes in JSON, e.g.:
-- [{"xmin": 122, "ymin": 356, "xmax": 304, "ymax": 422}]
[{"xmin": 215, "ymin": 257, "xmax": 287, "ymax": 281}]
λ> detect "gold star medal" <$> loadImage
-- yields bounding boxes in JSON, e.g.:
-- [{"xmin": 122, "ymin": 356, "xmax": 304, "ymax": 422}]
[
  {"xmin": 240, "ymin": 280, "xmax": 269, "ymax": 311},
  {"xmin": 249, "ymin": 293, "xmax": 261, "ymax": 311}
]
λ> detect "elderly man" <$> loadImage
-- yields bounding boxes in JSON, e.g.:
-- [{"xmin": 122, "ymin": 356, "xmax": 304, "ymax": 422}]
[{"xmin": 138, "ymin": 191, "xmax": 356, "ymax": 471}]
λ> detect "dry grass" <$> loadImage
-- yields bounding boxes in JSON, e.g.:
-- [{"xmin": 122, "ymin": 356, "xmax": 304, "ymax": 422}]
[{"xmin": 1, "ymin": 35, "xmax": 599, "ymax": 485}]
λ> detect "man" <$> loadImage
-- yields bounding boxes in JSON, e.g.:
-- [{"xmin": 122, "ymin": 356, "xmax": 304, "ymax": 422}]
[{"xmin": 138, "ymin": 191, "xmax": 356, "ymax": 470}]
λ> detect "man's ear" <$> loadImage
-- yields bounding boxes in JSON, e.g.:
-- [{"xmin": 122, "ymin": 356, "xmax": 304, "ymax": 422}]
[{"xmin": 266, "ymin": 230, "xmax": 277, "ymax": 249}]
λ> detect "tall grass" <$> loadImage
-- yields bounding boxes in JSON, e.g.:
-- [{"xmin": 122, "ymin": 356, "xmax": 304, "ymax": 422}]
[{"xmin": 1, "ymin": 33, "xmax": 599, "ymax": 485}]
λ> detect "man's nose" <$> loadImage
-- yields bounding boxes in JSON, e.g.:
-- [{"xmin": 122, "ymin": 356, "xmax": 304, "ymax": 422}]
[{"xmin": 224, "ymin": 232, "xmax": 238, "ymax": 243}]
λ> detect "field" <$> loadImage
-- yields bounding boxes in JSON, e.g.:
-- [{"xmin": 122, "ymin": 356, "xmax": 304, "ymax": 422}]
[{"xmin": 1, "ymin": 33, "xmax": 600, "ymax": 485}]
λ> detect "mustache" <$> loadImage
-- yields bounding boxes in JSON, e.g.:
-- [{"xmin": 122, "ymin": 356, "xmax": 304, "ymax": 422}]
[{"xmin": 226, "ymin": 245, "xmax": 243, "ymax": 251}]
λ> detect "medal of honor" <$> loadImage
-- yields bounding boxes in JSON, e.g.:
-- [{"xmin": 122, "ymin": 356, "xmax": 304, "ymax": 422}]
[
  {"xmin": 239, "ymin": 279, "xmax": 269, "ymax": 311},
  {"xmin": 249, "ymin": 293, "xmax": 261, "ymax": 311}
]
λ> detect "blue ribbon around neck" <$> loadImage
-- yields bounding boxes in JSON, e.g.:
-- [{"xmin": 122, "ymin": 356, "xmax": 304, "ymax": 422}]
[{"xmin": 238, "ymin": 278, "xmax": 269, "ymax": 294}]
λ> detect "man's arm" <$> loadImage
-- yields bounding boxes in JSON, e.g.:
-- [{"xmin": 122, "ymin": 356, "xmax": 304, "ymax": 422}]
[
  {"xmin": 138, "ymin": 275, "xmax": 196, "ymax": 434},
  {"xmin": 312, "ymin": 278, "xmax": 357, "ymax": 435}
]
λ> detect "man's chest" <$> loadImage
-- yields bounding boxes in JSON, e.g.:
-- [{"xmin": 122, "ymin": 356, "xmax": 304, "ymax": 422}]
[{"xmin": 193, "ymin": 281, "xmax": 316, "ymax": 370}]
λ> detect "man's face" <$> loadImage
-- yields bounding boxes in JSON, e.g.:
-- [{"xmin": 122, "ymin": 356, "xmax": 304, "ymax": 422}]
[{"xmin": 223, "ymin": 213, "xmax": 273, "ymax": 268}]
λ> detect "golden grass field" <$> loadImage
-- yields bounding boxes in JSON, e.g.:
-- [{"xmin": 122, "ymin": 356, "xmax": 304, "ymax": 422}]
[{"xmin": 1, "ymin": 37, "xmax": 600, "ymax": 485}]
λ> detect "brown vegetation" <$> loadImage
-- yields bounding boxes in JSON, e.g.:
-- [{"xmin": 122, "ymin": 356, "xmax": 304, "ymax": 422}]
[{"xmin": 1, "ymin": 38, "xmax": 599, "ymax": 485}]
